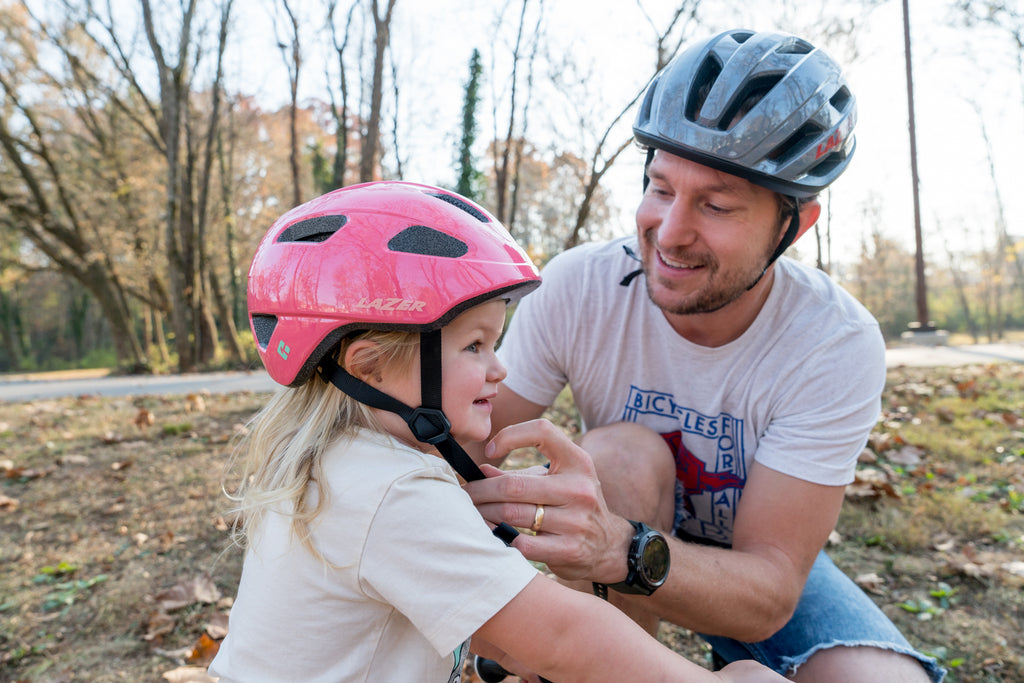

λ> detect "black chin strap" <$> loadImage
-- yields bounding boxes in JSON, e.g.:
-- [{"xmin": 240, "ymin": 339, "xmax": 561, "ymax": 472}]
[
  {"xmin": 744, "ymin": 201, "xmax": 801, "ymax": 292},
  {"xmin": 619, "ymin": 244, "xmax": 644, "ymax": 287},
  {"xmin": 318, "ymin": 333, "xmax": 519, "ymax": 546}
]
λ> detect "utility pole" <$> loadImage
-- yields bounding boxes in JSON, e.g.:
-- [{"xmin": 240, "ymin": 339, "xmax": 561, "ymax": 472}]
[{"xmin": 903, "ymin": 0, "xmax": 931, "ymax": 330}]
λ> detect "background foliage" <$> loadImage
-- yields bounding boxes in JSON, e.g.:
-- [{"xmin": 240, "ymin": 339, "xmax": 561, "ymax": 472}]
[{"xmin": 1, "ymin": 0, "xmax": 1023, "ymax": 374}]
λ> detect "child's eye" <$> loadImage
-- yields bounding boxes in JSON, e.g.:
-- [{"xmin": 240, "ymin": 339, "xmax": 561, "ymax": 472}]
[{"xmin": 465, "ymin": 342, "xmax": 480, "ymax": 353}]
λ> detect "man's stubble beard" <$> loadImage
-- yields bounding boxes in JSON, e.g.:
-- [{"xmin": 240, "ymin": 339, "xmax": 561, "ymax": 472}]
[{"xmin": 642, "ymin": 240, "xmax": 772, "ymax": 316}]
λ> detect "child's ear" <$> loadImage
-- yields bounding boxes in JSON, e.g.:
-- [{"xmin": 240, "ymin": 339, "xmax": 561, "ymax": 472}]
[{"xmin": 344, "ymin": 340, "xmax": 382, "ymax": 383}]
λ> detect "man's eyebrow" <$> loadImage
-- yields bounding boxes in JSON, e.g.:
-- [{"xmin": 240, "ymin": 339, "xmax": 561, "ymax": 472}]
[
  {"xmin": 645, "ymin": 166, "xmax": 667, "ymax": 182},
  {"xmin": 647, "ymin": 160, "xmax": 755, "ymax": 197},
  {"xmin": 702, "ymin": 172, "xmax": 754, "ymax": 197}
]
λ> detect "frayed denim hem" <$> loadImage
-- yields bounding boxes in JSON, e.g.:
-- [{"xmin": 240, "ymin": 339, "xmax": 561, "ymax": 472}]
[{"xmin": 781, "ymin": 640, "xmax": 946, "ymax": 682}]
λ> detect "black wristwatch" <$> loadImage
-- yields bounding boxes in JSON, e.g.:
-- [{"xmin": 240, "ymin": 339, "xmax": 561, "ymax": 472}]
[{"xmin": 608, "ymin": 520, "xmax": 670, "ymax": 596}]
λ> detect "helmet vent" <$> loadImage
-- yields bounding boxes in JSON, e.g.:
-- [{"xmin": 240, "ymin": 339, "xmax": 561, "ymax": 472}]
[
  {"xmin": 428, "ymin": 192, "xmax": 489, "ymax": 223},
  {"xmin": 388, "ymin": 225, "xmax": 469, "ymax": 258},
  {"xmin": 830, "ymin": 86, "xmax": 853, "ymax": 113},
  {"xmin": 278, "ymin": 214, "xmax": 348, "ymax": 243},
  {"xmin": 251, "ymin": 314, "xmax": 278, "ymax": 350},
  {"xmin": 771, "ymin": 122, "xmax": 825, "ymax": 162},
  {"xmin": 719, "ymin": 75, "xmax": 782, "ymax": 131},
  {"xmin": 775, "ymin": 39, "xmax": 813, "ymax": 55},
  {"xmin": 808, "ymin": 151, "xmax": 845, "ymax": 179},
  {"xmin": 686, "ymin": 58, "xmax": 723, "ymax": 122}
]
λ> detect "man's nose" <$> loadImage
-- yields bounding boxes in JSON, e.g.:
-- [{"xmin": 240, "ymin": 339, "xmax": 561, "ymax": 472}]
[{"xmin": 653, "ymin": 200, "xmax": 699, "ymax": 249}]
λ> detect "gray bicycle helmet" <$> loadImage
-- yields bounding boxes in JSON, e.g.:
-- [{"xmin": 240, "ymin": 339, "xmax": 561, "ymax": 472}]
[{"xmin": 633, "ymin": 29, "xmax": 856, "ymax": 199}]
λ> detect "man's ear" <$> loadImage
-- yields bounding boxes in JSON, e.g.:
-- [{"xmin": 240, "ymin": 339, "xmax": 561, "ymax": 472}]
[
  {"xmin": 794, "ymin": 198, "xmax": 822, "ymax": 242},
  {"xmin": 344, "ymin": 340, "xmax": 382, "ymax": 383}
]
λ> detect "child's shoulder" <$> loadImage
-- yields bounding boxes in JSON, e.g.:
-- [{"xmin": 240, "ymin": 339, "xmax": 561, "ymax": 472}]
[{"xmin": 323, "ymin": 429, "xmax": 457, "ymax": 484}]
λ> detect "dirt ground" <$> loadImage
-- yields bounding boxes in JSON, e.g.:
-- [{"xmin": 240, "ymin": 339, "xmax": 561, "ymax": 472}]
[{"xmin": 1, "ymin": 364, "xmax": 1022, "ymax": 682}]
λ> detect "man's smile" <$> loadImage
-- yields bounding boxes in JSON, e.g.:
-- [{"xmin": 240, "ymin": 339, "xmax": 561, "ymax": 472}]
[{"xmin": 656, "ymin": 248, "xmax": 709, "ymax": 272}]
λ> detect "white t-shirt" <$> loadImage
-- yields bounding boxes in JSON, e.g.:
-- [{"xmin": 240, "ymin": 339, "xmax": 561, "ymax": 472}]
[
  {"xmin": 498, "ymin": 236, "xmax": 885, "ymax": 545},
  {"xmin": 209, "ymin": 429, "xmax": 537, "ymax": 682}
]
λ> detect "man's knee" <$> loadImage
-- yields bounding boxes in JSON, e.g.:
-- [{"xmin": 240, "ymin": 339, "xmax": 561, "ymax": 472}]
[
  {"xmin": 577, "ymin": 422, "xmax": 676, "ymax": 528},
  {"xmin": 791, "ymin": 646, "xmax": 935, "ymax": 682}
]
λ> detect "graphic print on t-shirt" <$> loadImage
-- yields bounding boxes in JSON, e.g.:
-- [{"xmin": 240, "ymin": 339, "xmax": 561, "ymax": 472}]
[
  {"xmin": 624, "ymin": 386, "xmax": 746, "ymax": 544},
  {"xmin": 449, "ymin": 639, "xmax": 470, "ymax": 682}
]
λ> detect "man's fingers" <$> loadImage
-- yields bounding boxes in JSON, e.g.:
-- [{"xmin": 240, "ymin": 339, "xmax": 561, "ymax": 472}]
[
  {"xmin": 479, "ymin": 463, "xmax": 504, "ymax": 478},
  {"xmin": 487, "ymin": 419, "xmax": 595, "ymax": 476},
  {"xmin": 466, "ymin": 466, "xmax": 549, "ymax": 505},
  {"xmin": 475, "ymin": 500, "xmax": 549, "ymax": 530},
  {"xmin": 507, "ymin": 531, "xmax": 596, "ymax": 582}
]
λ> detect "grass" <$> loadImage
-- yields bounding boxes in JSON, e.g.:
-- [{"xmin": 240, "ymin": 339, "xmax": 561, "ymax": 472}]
[{"xmin": 1, "ymin": 363, "xmax": 1023, "ymax": 681}]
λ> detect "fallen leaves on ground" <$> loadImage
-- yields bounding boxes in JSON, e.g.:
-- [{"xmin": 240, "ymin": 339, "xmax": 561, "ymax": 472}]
[
  {"xmin": 147, "ymin": 575, "xmax": 229, "ymax": 679},
  {"xmin": 846, "ymin": 467, "xmax": 901, "ymax": 500},
  {"xmin": 162, "ymin": 666, "xmax": 218, "ymax": 682},
  {"xmin": 151, "ymin": 574, "xmax": 222, "ymax": 616}
]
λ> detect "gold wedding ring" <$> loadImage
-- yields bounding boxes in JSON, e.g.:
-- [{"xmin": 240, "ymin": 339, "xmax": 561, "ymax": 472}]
[{"xmin": 530, "ymin": 504, "xmax": 545, "ymax": 533}]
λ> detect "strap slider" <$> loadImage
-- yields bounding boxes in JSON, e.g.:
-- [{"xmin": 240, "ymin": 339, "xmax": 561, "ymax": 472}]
[{"xmin": 408, "ymin": 407, "xmax": 451, "ymax": 445}]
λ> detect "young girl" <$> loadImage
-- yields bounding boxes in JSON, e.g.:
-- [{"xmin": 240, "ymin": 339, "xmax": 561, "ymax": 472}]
[{"xmin": 209, "ymin": 181, "xmax": 786, "ymax": 683}]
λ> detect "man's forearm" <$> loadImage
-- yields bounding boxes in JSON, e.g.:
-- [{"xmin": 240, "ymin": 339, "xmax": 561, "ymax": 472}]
[{"xmin": 633, "ymin": 538, "xmax": 806, "ymax": 643}]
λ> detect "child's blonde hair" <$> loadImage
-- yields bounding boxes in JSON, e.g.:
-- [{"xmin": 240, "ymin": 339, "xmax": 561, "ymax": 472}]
[{"xmin": 225, "ymin": 329, "xmax": 420, "ymax": 559}]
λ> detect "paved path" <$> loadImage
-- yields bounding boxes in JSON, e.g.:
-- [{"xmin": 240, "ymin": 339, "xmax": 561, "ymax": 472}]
[
  {"xmin": 0, "ymin": 369, "xmax": 277, "ymax": 402},
  {"xmin": 2, "ymin": 342, "xmax": 1022, "ymax": 402},
  {"xmin": 883, "ymin": 342, "xmax": 1024, "ymax": 368}
]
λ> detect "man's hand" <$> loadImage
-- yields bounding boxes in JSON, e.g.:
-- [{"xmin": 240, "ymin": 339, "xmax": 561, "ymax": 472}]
[{"xmin": 465, "ymin": 419, "xmax": 634, "ymax": 583}]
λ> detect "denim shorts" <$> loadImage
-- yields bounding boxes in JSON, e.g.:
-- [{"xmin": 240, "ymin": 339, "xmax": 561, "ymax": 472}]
[{"xmin": 696, "ymin": 550, "xmax": 946, "ymax": 681}]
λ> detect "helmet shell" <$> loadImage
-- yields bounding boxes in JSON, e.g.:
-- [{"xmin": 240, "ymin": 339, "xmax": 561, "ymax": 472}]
[
  {"xmin": 633, "ymin": 29, "xmax": 856, "ymax": 198},
  {"xmin": 248, "ymin": 181, "xmax": 541, "ymax": 386}
]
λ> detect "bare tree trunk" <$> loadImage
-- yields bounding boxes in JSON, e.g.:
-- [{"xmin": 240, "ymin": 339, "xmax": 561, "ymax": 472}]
[
  {"xmin": 82, "ymin": 261, "xmax": 148, "ymax": 372},
  {"xmin": 0, "ymin": 285, "xmax": 24, "ymax": 368},
  {"xmin": 359, "ymin": 0, "xmax": 396, "ymax": 182},
  {"xmin": 151, "ymin": 308, "xmax": 171, "ymax": 367},
  {"xmin": 140, "ymin": 0, "xmax": 235, "ymax": 371},
  {"xmin": 196, "ymin": 0, "xmax": 235, "ymax": 365},
  {"xmin": 141, "ymin": 304, "xmax": 153, "ymax": 362},
  {"xmin": 139, "ymin": 0, "xmax": 196, "ymax": 370},
  {"xmin": 209, "ymin": 269, "xmax": 243, "ymax": 363},
  {"xmin": 277, "ymin": 0, "xmax": 303, "ymax": 206},
  {"xmin": 493, "ymin": 0, "xmax": 529, "ymax": 223},
  {"xmin": 328, "ymin": 1, "xmax": 358, "ymax": 189},
  {"xmin": 507, "ymin": 2, "xmax": 543, "ymax": 235},
  {"xmin": 217, "ymin": 118, "xmax": 244, "ymax": 332},
  {"xmin": 389, "ymin": 55, "xmax": 403, "ymax": 179},
  {"xmin": 903, "ymin": 0, "xmax": 930, "ymax": 328},
  {"xmin": 943, "ymin": 237, "xmax": 979, "ymax": 343}
]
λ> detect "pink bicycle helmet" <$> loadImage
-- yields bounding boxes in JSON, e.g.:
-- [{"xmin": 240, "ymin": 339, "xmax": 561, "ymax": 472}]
[
  {"xmin": 248, "ymin": 181, "xmax": 540, "ymax": 387},
  {"xmin": 248, "ymin": 181, "xmax": 537, "ymax": 535}
]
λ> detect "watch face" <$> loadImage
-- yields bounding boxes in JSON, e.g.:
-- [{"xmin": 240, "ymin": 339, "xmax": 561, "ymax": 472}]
[{"xmin": 640, "ymin": 534, "xmax": 670, "ymax": 584}]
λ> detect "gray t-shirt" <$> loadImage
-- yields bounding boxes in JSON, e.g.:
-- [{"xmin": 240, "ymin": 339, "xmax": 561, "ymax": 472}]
[{"xmin": 498, "ymin": 236, "xmax": 885, "ymax": 545}]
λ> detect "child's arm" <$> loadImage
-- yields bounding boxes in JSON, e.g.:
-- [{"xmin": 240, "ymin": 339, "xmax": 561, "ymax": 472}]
[{"xmin": 474, "ymin": 575, "xmax": 787, "ymax": 683}]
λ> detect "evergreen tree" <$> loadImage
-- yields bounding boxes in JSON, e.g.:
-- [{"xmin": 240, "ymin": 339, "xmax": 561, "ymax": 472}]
[{"xmin": 456, "ymin": 49, "xmax": 484, "ymax": 200}]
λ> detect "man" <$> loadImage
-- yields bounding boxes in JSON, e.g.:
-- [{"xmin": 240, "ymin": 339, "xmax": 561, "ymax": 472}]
[{"xmin": 466, "ymin": 29, "xmax": 944, "ymax": 682}]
